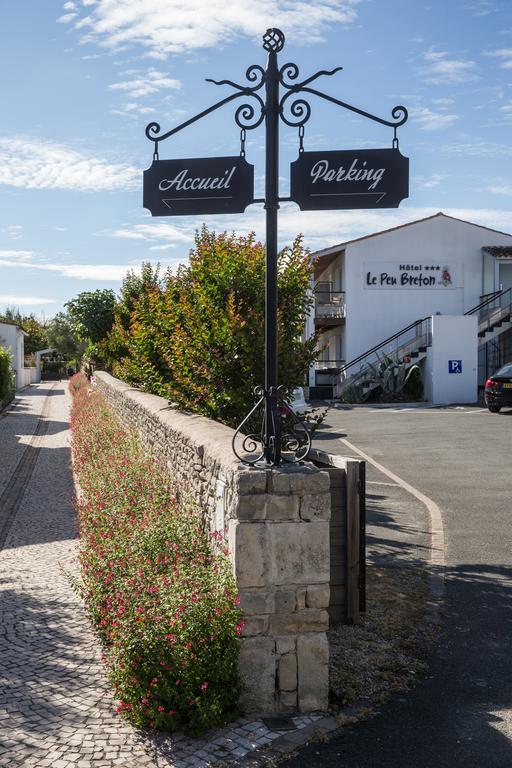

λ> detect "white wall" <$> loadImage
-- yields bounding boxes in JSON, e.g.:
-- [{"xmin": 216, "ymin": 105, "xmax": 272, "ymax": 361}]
[
  {"xmin": 424, "ymin": 315, "xmax": 478, "ymax": 405},
  {"xmin": 343, "ymin": 215, "xmax": 512, "ymax": 362},
  {"xmin": 0, "ymin": 322, "xmax": 26, "ymax": 390}
]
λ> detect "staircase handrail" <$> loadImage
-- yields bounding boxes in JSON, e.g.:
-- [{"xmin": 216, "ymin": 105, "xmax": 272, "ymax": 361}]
[
  {"xmin": 464, "ymin": 289, "xmax": 508, "ymax": 317},
  {"xmin": 337, "ymin": 316, "xmax": 431, "ymax": 377}
]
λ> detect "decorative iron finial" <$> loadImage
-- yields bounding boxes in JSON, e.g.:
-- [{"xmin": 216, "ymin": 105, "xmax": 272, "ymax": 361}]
[{"xmin": 262, "ymin": 28, "xmax": 285, "ymax": 53}]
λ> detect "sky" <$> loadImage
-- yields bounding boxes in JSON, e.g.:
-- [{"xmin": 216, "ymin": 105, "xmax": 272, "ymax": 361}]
[{"xmin": 1, "ymin": 0, "xmax": 512, "ymax": 317}]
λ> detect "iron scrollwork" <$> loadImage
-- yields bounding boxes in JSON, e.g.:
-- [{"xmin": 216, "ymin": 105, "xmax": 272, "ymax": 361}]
[{"xmin": 232, "ymin": 386, "xmax": 311, "ymax": 466}]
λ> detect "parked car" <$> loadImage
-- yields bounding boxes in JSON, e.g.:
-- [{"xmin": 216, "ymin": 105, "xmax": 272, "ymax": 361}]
[{"xmin": 484, "ymin": 363, "xmax": 512, "ymax": 413}]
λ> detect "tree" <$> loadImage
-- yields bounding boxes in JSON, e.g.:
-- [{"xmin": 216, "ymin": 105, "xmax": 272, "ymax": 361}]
[
  {"xmin": 46, "ymin": 312, "xmax": 85, "ymax": 359},
  {"xmin": 65, "ymin": 289, "xmax": 116, "ymax": 344},
  {"xmin": 0, "ymin": 307, "xmax": 49, "ymax": 356},
  {"xmin": 101, "ymin": 263, "xmax": 162, "ymax": 365},
  {"xmin": 105, "ymin": 227, "xmax": 317, "ymax": 427}
]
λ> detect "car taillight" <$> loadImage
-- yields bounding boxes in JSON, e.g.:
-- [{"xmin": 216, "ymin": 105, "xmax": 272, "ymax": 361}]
[{"xmin": 485, "ymin": 378, "xmax": 494, "ymax": 388}]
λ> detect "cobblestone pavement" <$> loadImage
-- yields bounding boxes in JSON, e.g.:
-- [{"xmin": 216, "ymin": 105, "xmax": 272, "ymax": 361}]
[{"xmin": 0, "ymin": 383, "xmax": 323, "ymax": 768}]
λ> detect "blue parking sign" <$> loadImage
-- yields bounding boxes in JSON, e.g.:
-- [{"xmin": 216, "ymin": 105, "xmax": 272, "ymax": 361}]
[{"xmin": 448, "ymin": 360, "xmax": 462, "ymax": 374}]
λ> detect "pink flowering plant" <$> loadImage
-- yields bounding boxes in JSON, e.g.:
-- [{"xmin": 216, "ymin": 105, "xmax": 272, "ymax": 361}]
[{"xmin": 69, "ymin": 372, "xmax": 243, "ymax": 734}]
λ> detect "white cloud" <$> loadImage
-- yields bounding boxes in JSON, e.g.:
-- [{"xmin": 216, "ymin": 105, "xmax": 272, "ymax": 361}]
[
  {"xmin": 484, "ymin": 48, "xmax": 512, "ymax": 69},
  {"xmin": 57, "ymin": 12, "xmax": 78, "ymax": 23},
  {"xmin": 464, "ymin": 0, "xmax": 498, "ymax": 16},
  {"xmin": 486, "ymin": 183, "xmax": 512, "ymax": 196},
  {"xmin": 110, "ymin": 69, "xmax": 181, "ymax": 98},
  {"xmin": 420, "ymin": 50, "xmax": 479, "ymax": 84},
  {"xmin": 441, "ymin": 140, "xmax": 512, "ymax": 157},
  {"xmin": 109, "ymin": 205, "xmax": 512, "ymax": 252},
  {"xmin": 0, "ymin": 136, "xmax": 138, "ymax": 192},
  {"xmin": 1, "ymin": 225, "xmax": 23, "ymax": 240},
  {"xmin": 60, "ymin": 0, "xmax": 361, "ymax": 58},
  {"xmin": 0, "ymin": 251, "xmax": 180, "ymax": 281},
  {"xmin": 110, "ymin": 102, "xmax": 156, "ymax": 117},
  {"xmin": 0, "ymin": 249, "xmax": 36, "ymax": 261},
  {"xmin": 110, "ymin": 221, "xmax": 193, "ymax": 244},
  {"xmin": 416, "ymin": 174, "xmax": 447, "ymax": 190},
  {"xmin": 431, "ymin": 97, "xmax": 455, "ymax": 108},
  {"xmin": 410, "ymin": 106, "xmax": 459, "ymax": 131},
  {"xmin": 0, "ymin": 295, "xmax": 56, "ymax": 306}
]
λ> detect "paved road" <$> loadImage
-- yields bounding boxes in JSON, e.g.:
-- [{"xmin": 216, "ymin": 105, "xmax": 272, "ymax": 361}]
[
  {"xmin": 283, "ymin": 404, "xmax": 512, "ymax": 768},
  {"xmin": 0, "ymin": 383, "xmax": 155, "ymax": 768}
]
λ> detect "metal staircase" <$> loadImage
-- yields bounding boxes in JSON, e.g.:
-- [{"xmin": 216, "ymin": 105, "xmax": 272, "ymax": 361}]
[
  {"xmin": 321, "ymin": 288, "xmax": 512, "ymax": 401},
  {"xmin": 333, "ymin": 317, "xmax": 432, "ymax": 400},
  {"xmin": 470, "ymin": 288, "xmax": 512, "ymax": 347}
]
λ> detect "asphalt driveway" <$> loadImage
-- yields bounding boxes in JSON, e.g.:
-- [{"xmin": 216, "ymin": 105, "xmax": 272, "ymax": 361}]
[{"xmin": 282, "ymin": 404, "xmax": 512, "ymax": 768}]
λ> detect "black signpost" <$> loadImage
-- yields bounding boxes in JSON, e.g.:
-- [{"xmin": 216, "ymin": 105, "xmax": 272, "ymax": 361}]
[{"xmin": 144, "ymin": 27, "xmax": 409, "ymax": 466}]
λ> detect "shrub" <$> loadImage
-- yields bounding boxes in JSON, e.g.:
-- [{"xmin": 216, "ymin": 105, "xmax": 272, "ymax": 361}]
[
  {"xmin": 103, "ymin": 228, "xmax": 318, "ymax": 427},
  {"xmin": 0, "ymin": 346, "xmax": 15, "ymax": 405},
  {"xmin": 69, "ymin": 373, "xmax": 243, "ymax": 734}
]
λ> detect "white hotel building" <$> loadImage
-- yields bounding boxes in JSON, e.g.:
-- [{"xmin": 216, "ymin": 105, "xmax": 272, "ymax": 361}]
[{"xmin": 306, "ymin": 212, "xmax": 512, "ymax": 404}]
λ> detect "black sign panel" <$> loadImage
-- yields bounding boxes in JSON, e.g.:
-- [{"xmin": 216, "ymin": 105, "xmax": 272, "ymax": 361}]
[
  {"xmin": 143, "ymin": 156, "xmax": 254, "ymax": 216},
  {"xmin": 290, "ymin": 148, "xmax": 409, "ymax": 210}
]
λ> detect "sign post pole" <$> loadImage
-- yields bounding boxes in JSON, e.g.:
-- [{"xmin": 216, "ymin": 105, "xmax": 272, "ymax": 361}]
[
  {"xmin": 263, "ymin": 31, "xmax": 282, "ymax": 464},
  {"xmin": 143, "ymin": 27, "xmax": 409, "ymax": 467}
]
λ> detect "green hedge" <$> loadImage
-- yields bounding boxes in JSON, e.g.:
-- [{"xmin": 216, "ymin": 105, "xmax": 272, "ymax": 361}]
[
  {"xmin": 0, "ymin": 346, "xmax": 15, "ymax": 406},
  {"xmin": 69, "ymin": 373, "xmax": 243, "ymax": 734}
]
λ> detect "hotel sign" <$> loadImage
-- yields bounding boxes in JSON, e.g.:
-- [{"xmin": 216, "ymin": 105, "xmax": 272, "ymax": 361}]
[
  {"xmin": 290, "ymin": 148, "xmax": 409, "ymax": 211},
  {"xmin": 364, "ymin": 263, "xmax": 460, "ymax": 289},
  {"xmin": 143, "ymin": 156, "xmax": 254, "ymax": 216}
]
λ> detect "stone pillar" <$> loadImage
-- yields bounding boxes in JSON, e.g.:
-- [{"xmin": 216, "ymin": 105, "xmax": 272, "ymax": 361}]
[{"xmin": 230, "ymin": 465, "xmax": 330, "ymax": 714}]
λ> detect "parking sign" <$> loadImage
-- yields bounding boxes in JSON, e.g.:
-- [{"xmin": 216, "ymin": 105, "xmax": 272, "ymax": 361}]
[{"xmin": 448, "ymin": 360, "xmax": 462, "ymax": 374}]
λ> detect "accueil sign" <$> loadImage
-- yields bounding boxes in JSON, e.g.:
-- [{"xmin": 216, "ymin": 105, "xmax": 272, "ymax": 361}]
[
  {"xmin": 143, "ymin": 156, "xmax": 254, "ymax": 217},
  {"xmin": 364, "ymin": 263, "xmax": 459, "ymax": 289}
]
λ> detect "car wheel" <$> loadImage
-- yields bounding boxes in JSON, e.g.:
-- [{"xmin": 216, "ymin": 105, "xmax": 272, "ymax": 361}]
[{"xmin": 488, "ymin": 405, "xmax": 502, "ymax": 413}]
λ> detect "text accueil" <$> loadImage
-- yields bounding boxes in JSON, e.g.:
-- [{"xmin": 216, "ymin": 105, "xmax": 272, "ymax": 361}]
[
  {"xmin": 310, "ymin": 159, "xmax": 385, "ymax": 190},
  {"xmin": 158, "ymin": 167, "xmax": 236, "ymax": 193}
]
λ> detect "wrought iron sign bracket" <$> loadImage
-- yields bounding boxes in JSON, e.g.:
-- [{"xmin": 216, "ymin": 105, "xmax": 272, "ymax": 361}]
[{"xmin": 144, "ymin": 27, "xmax": 409, "ymax": 467}]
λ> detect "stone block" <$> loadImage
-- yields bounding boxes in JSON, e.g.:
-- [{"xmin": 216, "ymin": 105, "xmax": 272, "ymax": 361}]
[
  {"xmin": 238, "ymin": 637, "xmax": 276, "ymax": 714},
  {"xmin": 239, "ymin": 590, "xmax": 275, "ymax": 615},
  {"xmin": 300, "ymin": 493, "xmax": 331, "ymax": 522},
  {"xmin": 267, "ymin": 495, "xmax": 299, "ymax": 521},
  {"xmin": 267, "ymin": 465, "xmax": 330, "ymax": 495},
  {"xmin": 297, "ymin": 633, "xmax": 329, "ymax": 712},
  {"xmin": 275, "ymin": 636, "xmax": 296, "ymax": 655},
  {"xmin": 241, "ymin": 615, "xmax": 269, "ymax": 637},
  {"xmin": 270, "ymin": 522, "xmax": 329, "ymax": 585},
  {"xmin": 275, "ymin": 589, "xmax": 296, "ymax": 614},
  {"xmin": 278, "ymin": 653, "xmax": 297, "ymax": 692},
  {"xmin": 269, "ymin": 609, "xmax": 329, "ymax": 635},
  {"xmin": 306, "ymin": 584, "xmax": 330, "ymax": 609},
  {"xmin": 235, "ymin": 470, "xmax": 268, "ymax": 495},
  {"xmin": 296, "ymin": 587, "xmax": 307, "ymax": 610},
  {"xmin": 279, "ymin": 690, "xmax": 298, "ymax": 712},
  {"xmin": 229, "ymin": 521, "xmax": 270, "ymax": 588},
  {"xmin": 237, "ymin": 495, "xmax": 267, "ymax": 520}
]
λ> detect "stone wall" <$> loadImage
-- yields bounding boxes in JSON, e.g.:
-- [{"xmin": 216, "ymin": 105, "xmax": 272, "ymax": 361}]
[{"xmin": 95, "ymin": 372, "xmax": 331, "ymax": 714}]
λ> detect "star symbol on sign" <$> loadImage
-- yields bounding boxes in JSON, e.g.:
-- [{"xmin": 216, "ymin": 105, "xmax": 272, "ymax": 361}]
[{"xmin": 436, "ymin": 265, "xmax": 441, "ymax": 271}]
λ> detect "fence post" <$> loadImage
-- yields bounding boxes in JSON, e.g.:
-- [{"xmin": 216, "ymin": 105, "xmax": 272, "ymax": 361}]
[{"xmin": 345, "ymin": 459, "xmax": 361, "ymax": 623}]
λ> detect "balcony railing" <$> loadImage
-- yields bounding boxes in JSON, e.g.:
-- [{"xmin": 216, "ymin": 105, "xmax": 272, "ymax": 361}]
[
  {"xmin": 315, "ymin": 359, "xmax": 345, "ymax": 371},
  {"xmin": 314, "ymin": 290, "xmax": 346, "ymax": 320}
]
